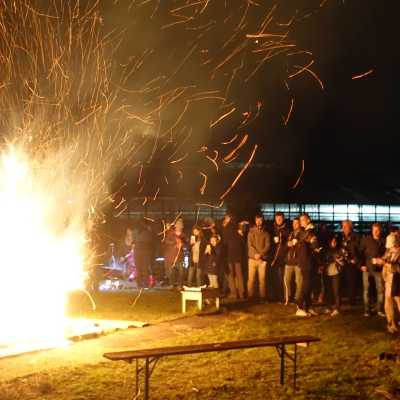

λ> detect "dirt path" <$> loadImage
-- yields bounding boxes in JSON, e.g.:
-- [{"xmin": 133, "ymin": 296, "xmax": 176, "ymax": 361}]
[{"xmin": 0, "ymin": 310, "xmax": 244, "ymax": 382}]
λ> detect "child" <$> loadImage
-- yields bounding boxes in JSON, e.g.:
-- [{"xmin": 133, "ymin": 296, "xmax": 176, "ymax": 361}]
[
  {"xmin": 204, "ymin": 235, "xmax": 222, "ymax": 288},
  {"xmin": 188, "ymin": 225, "xmax": 206, "ymax": 287},
  {"xmin": 323, "ymin": 236, "xmax": 345, "ymax": 316}
]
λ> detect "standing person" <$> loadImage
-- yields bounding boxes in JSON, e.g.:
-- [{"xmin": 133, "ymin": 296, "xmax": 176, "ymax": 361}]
[
  {"xmin": 270, "ymin": 212, "xmax": 290, "ymax": 302},
  {"xmin": 296, "ymin": 213, "xmax": 320, "ymax": 317},
  {"xmin": 247, "ymin": 214, "xmax": 270, "ymax": 302},
  {"xmin": 322, "ymin": 236, "xmax": 345, "ymax": 316},
  {"xmin": 119, "ymin": 227, "xmax": 136, "ymax": 281},
  {"xmin": 204, "ymin": 235, "xmax": 223, "ymax": 288},
  {"xmin": 284, "ymin": 218, "xmax": 302, "ymax": 305},
  {"xmin": 339, "ymin": 220, "xmax": 361, "ymax": 307},
  {"xmin": 381, "ymin": 233, "xmax": 400, "ymax": 333},
  {"xmin": 188, "ymin": 225, "xmax": 206, "ymax": 287},
  {"xmin": 360, "ymin": 223, "xmax": 386, "ymax": 317},
  {"xmin": 134, "ymin": 220, "xmax": 153, "ymax": 289},
  {"xmin": 163, "ymin": 218, "xmax": 186, "ymax": 289},
  {"xmin": 224, "ymin": 220, "xmax": 246, "ymax": 300}
]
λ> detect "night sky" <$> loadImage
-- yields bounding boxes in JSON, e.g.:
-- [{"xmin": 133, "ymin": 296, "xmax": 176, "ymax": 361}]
[
  {"xmin": 101, "ymin": 0, "xmax": 396, "ymax": 202},
  {"xmin": 1, "ymin": 1, "xmax": 396, "ymax": 204}
]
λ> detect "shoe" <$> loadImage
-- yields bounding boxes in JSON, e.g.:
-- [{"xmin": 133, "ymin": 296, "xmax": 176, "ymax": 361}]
[
  {"xmin": 296, "ymin": 308, "xmax": 309, "ymax": 317},
  {"xmin": 377, "ymin": 311, "xmax": 386, "ymax": 318},
  {"xmin": 387, "ymin": 325, "xmax": 399, "ymax": 334},
  {"xmin": 364, "ymin": 311, "xmax": 371, "ymax": 317},
  {"xmin": 330, "ymin": 309, "xmax": 340, "ymax": 317},
  {"xmin": 308, "ymin": 308, "xmax": 319, "ymax": 316},
  {"xmin": 323, "ymin": 308, "xmax": 331, "ymax": 315}
]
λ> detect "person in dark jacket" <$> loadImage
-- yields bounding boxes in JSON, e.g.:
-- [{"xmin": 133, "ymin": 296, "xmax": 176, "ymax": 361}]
[
  {"xmin": 204, "ymin": 235, "xmax": 223, "ymax": 288},
  {"xmin": 296, "ymin": 213, "xmax": 320, "ymax": 316},
  {"xmin": 247, "ymin": 214, "xmax": 270, "ymax": 301},
  {"xmin": 188, "ymin": 225, "xmax": 207, "ymax": 286},
  {"xmin": 134, "ymin": 220, "xmax": 154, "ymax": 289},
  {"xmin": 360, "ymin": 223, "xmax": 386, "ymax": 317},
  {"xmin": 270, "ymin": 212, "xmax": 290, "ymax": 302},
  {"xmin": 163, "ymin": 218, "xmax": 186, "ymax": 289},
  {"xmin": 339, "ymin": 220, "xmax": 361, "ymax": 306},
  {"xmin": 224, "ymin": 220, "xmax": 246, "ymax": 300},
  {"xmin": 283, "ymin": 218, "xmax": 302, "ymax": 305},
  {"xmin": 322, "ymin": 236, "xmax": 345, "ymax": 316}
]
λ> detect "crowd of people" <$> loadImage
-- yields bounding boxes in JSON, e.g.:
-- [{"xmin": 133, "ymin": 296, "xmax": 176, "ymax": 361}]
[{"xmin": 104, "ymin": 212, "xmax": 400, "ymax": 334}]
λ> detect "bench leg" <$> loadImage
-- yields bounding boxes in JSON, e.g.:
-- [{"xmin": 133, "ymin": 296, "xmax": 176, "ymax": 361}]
[
  {"xmin": 293, "ymin": 344, "xmax": 297, "ymax": 392},
  {"xmin": 278, "ymin": 344, "xmax": 285, "ymax": 385},
  {"xmin": 144, "ymin": 358, "xmax": 150, "ymax": 400},
  {"xmin": 135, "ymin": 359, "xmax": 139, "ymax": 397},
  {"xmin": 215, "ymin": 297, "xmax": 220, "ymax": 310},
  {"xmin": 198, "ymin": 298, "xmax": 203, "ymax": 311},
  {"xmin": 182, "ymin": 296, "xmax": 186, "ymax": 313}
]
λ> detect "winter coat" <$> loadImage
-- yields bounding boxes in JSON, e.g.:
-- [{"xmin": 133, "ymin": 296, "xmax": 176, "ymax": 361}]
[
  {"xmin": 247, "ymin": 226, "xmax": 270, "ymax": 260},
  {"xmin": 271, "ymin": 222, "xmax": 290, "ymax": 266},
  {"xmin": 204, "ymin": 244, "xmax": 222, "ymax": 275},
  {"xmin": 360, "ymin": 235, "xmax": 386, "ymax": 273},
  {"xmin": 286, "ymin": 229, "xmax": 301, "ymax": 266}
]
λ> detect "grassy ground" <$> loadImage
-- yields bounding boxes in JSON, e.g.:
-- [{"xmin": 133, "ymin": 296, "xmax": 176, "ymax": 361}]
[
  {"xmin": 1, "ymin": 292, "xmax": 400, "ymax": 400},
  {"xmin": 66, "ymin": 289, "xmax": 184, "ymax": 323}
]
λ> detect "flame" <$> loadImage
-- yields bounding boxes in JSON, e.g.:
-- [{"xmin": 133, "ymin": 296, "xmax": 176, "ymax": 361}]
[{"xmin": 0, "ymin": 148, "xmax": 84, "ymax": 346}]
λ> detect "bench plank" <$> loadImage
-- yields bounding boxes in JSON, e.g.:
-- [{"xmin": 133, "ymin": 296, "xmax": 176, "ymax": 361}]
[{"xmin": 103, "ymin": 336, "xmax": 320, "ymax": 361}]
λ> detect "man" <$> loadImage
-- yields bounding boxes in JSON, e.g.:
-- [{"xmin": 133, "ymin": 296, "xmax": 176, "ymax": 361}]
[
  {"xmin": 360, "ymin": 223, "xmax": 386, "ymax": 317},
  {"xmin": 284, "ymin": 218, "xmax": 303, "ymax": 305},
  {"xmin": 270, "ymin": 212, "xmax": 290, "ymax": 302},
  {"xmin": 135, "ymin": 219, "xmax": 154, "ymax": 289},
  {"xmin": 222, "ymin": 213, "xmax": 245, "ymax": 300},
  {"xmin": 339, "ymin": 220, "xmax": 361, "ymax": 307},
  {"xmin": 247, "ymin": 214, "xmax": 270, "ymax": 301},
  {"xmin": 296, "ymin": 213, "xmax": 320, "ymax": 316}
]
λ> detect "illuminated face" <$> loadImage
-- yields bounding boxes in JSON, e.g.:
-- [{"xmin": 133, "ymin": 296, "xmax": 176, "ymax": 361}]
[
  {"xmin": 210, "ymin": 237, "xmax": 218, "ymax": 246},
  {"xmin": 372, "ymin": 225, "xmax": 381, "ymax": 239},
  {"xmin": 292, "ymin": 219, "xmax": 300, "ymax": 230},
  {"xmin": 299, "ymin": 215, "xmax": 309, "ymax": 228},
  {"xmin": 255, "ymin": 216, "xmax": 263, "ymax": 227},
  {"xmin": 330, "ymin": 238, "xmax": 337, "ymax": 248},
  {"xmin": 175, "ymin": 219, "xmax": 184, "ymax": 232},
  {"xmin": 193, "ymin": 228, "xmax": 200, "ymax": 236},
  {"xmin": 342, "ymin": 221, "xmax": 352, "ymax": 235},
  {"xmin": 275, "ymin": 215, "xmax": 284, "ymax": 226}
]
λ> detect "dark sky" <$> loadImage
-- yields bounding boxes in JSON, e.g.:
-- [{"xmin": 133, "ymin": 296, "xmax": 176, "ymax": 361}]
[{"xmin": 101, "ymin": 0, "xmax": 397, "ymax": 202}]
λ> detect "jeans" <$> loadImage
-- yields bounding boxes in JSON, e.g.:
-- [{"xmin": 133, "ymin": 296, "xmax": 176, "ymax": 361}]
[
  {"xmin": 208, "ymin": 274, "xmax": 219, "ymax": 288},
  {"xmin": 188, "ymin": 263, "xmax": 202, "ymax": 287},
  {"xmin": 168, "ymin": 263, "xmax": 184, "ymax": 287},
  {"xmin": 228, "ymin": 262, "xmax": 245, "ymax": 299},
  {"xmin": 247, "ymin": 258, "xmax": 267, "ymax": 299},
  {"xmin": 283, "ymin": 265, "xmax": 303, "ymax": 303},
  {"xmin": 343, "ymin": 263, "xmax": 359, "ymax": 305},
  {"xmin": 324, "ymin": 274, "xmax": 340, "ymax": 310},
  {"xmin": 362, "ymin": 270, "xmax": 384, "ymax": 312},
  {"xmin": 269, "ymin": 262, "xmax": 284, "ymax": 302},
  {"xmin": 297, "ymin": 267, "xmax": 312, "ymax": 311}
]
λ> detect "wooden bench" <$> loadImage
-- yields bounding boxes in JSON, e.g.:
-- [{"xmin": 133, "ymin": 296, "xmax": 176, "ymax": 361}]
[
  {"xmin": 180, "ymin": 287, "xmax": 220, "ymax": 313},
  {"xmin": 104, "ymin": 335, "xmax": 320, "ymax": 399}
]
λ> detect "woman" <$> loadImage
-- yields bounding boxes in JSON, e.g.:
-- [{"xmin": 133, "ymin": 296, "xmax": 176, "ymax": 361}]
[
  {"xmin": 188, "ymin": 225, "xmax": 206, "ymax": 286},
  {"xmin": 322, "ymin": 236, "xmax": 344, "ymax": 316},
  {"xmin": 204, "ymin": 235, "xmax": 222, "ymax": 288},
  {"xmin": 381, "ymin": 233, "xmax": 400, "ymax": 333}
]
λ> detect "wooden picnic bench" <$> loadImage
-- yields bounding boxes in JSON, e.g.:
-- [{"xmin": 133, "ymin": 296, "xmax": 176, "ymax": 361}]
[{"xmin": 103, "ymin": 335, "xmax": 320, "ymax": 399}]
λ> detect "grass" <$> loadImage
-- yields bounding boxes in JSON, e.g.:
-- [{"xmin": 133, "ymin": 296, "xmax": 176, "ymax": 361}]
[
  {"xmin": 1, "ymin": 293, "xmax": 400, "ymax": 399},
  {"xmin": 66, "ymin": 289, "xmax": 184, "ymax": 323}
]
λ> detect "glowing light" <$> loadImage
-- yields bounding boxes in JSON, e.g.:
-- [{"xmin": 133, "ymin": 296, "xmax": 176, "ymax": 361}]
[{"xmin": 0, "ymin": 148, "xmax": 84, "ymax": 346}]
